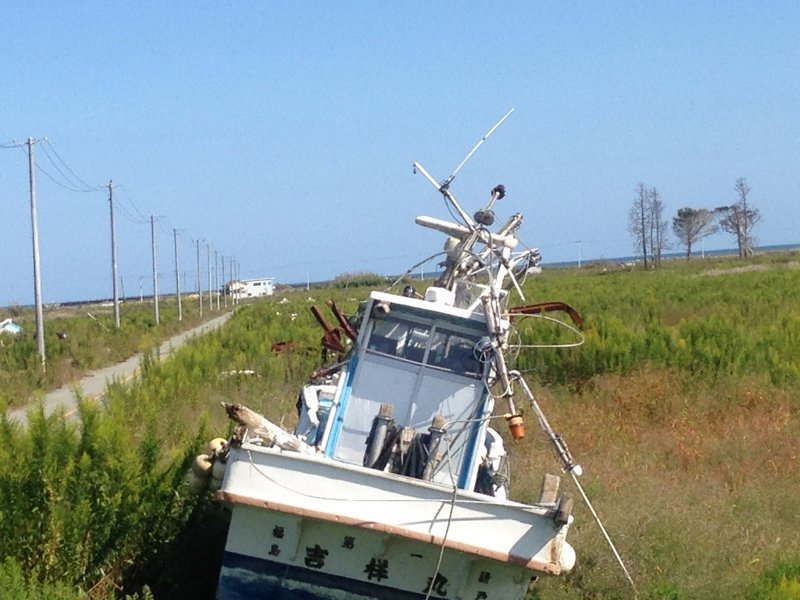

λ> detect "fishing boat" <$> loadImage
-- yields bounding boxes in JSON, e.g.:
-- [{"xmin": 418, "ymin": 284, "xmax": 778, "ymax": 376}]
[{"xmin": 210, "ymin": 112, "xmax": 594, "ymax": 599}]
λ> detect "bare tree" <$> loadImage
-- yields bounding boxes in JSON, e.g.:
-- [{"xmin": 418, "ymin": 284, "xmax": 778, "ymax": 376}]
[
  {"xmin": 717, "ymin": 178, "xmax": 761, "ymax": 258},
  {"xmin": 628, "ymin": 184, "xmax": 668, "ymax": 268},
  {"xmin": 628, "ymin": 183, "xmax": 651, "ymax": 269},
  {"xmin": 649, "ymin": 187, "xmax": 668, "ymax": 267},
  {"xmin": 672, "ymin": 207, "xmax": 717, "ymax": 260}
]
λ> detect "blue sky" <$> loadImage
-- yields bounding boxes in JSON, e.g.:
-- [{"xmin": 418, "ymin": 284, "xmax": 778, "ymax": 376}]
[{"xmin": 2, "ymin": 2, "xmax": 798, "ymax": 306}]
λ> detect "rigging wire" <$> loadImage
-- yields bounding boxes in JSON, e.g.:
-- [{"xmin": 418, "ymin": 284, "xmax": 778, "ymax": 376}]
[
  {"xmin": 441, "ymin": 192, "xmax": 464, "ymax": 226},
  {"xmin": 384, "ymin": 250, "xmax": 448, "ymax": 291}
]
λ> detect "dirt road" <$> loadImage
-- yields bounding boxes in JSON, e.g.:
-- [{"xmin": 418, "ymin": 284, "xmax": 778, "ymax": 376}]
[{"xmin": 8, "ymin": 311, "xmax": 234, "ymax": 426}]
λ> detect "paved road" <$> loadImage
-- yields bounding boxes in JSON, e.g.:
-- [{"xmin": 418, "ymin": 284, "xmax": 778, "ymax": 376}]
[{"xmin": 8, "ymin": 311, "xmax": 234, "ymax": 426}]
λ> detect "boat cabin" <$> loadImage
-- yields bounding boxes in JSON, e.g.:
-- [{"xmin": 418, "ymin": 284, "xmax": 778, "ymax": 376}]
[{"xmin": 308, "ymin": 290, "xmax": 499, "ymax": 493}]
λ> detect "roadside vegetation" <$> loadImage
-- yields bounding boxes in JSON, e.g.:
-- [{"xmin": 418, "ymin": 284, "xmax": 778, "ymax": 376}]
[
  {"xmin": 0, "ymin": 296, "xmax": 227, "ymax": 411},
  {"xmin": 1, "ymin": 254, "xmax": 799, "ymax": 598}
]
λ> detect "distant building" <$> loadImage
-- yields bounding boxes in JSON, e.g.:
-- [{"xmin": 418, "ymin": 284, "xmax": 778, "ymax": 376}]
[{"xmin": 226, "ymin": 278, "xmax": 275, "ymax": 299}]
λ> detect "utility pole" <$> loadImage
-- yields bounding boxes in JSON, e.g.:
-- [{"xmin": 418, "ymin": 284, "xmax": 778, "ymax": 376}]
[
  {"xmin": 151, "ymin": 215, "xmax": 160, "ymax": 325},
  {"xmin": 173, "ymin": 228, "xmax": 182, "ymax": 321},
  {"xmin": 27, "ymin": 137, "xmax": 46, "ymax": 371},
  {"xmin": 221, "ymin": 255, "xmax": 227, "ymax": 308},
  {"xmin": 229, "ymin": 256, "xmax": 235, "ymax": 304},
  {"xmin": 236, "ymin": 260, "xmax": 241, "ymax": 305},
  {"xmin": 214, "ymin": 249, "xmax": 220, "ymax": 310},
  {"xmin": 108, "ymin": 181, "xmax": 121, "ymax": 328},
  {"xmin": 207, "ymin": 242, "xmax": 212, "ymax": 312},
  {"xmin": 196, "ymin": 239, "xmax": 203, "ymax": 317}
]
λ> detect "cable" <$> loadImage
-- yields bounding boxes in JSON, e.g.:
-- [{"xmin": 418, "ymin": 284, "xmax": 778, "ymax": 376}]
[
  {"xmin": 34, "ymin": 161, "xmax": 93, "ymax": 193},
  {"xmin": 384, "ymin": 250, "xmax": 447, "ymax": 291},
  {"xmin": 424, "ymin": 434, "xmax": 459, "ymax": 600},
  {"xmin": 40, "ymin": 140, "xmax": 103, "ymax": 192},
  {"xmin": 117, "ymin": 184, "xmax": 150, "ymax": 222},
  {"xmin": 156, "ymin": 216, "xmax": 172, "ymax": 238},
  {"xmin": 507, "ymin": 313, "xmax": 586, "ymax": 350},
  {"xmin": 114, "ymin": 199, "xmax": 149, "ymax": 225}
]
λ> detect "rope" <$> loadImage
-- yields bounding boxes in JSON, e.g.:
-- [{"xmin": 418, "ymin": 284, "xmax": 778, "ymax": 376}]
[{"xmin": 424, "ymin": 435, "xmax": 459, "ymax": 600}]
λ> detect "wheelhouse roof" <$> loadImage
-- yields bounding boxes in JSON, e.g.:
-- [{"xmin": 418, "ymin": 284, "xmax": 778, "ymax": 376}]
[{"xmin": 368, "ymin": 290, "xmax": 488, "ymax": 327}]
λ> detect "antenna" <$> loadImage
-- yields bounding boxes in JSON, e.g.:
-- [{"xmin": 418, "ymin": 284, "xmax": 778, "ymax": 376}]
[
  {"xmin": 413, "ymin": 109, "xmax": 515, "ymax": 226},
  {"xmin": 442, "ymin": 107, "xmax": 515, "ymax": 190}
]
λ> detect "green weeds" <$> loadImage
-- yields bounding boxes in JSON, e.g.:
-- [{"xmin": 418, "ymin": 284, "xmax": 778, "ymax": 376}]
[
  {"xmin": 516, "ymin": 258, "xmax": 800, "ymax": 388},
  {"xmin": 2, "ymin": 257, "xmax": 799, "ymax": 598},
  {"xmin": 0, "ymin": 298, "xmax": 215, "ymax": 411}
]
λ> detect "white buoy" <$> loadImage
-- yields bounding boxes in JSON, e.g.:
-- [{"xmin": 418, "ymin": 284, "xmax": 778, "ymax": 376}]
[
  {"xmin": 192, "ymin": 454, "xmax": 213, "ymax": 478},
  {"xmin": 207, "ymin": 438, "xmax": 228, "ymax": 457}
]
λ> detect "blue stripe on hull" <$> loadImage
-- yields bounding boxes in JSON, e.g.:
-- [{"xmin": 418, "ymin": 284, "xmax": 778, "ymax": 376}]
[{"xmin": 216, "ymin": 551, "xmax": 445, "ymax": 600}]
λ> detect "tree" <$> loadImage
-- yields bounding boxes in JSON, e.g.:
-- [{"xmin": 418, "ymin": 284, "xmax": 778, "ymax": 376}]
[
  {"xmin": 628, "ymin": 183, "xmax": 668, "ymax": 268},
  {"xmin": 672, "ymin": 207, "xmax": 718, "ymax": 260},
  {"xmin": 628, "ymin": 183, "xmax": 651, "ymax": 269},
  {"xmin": 717, "ymin": 178, "xmax": 761, "ymax": 258},
  {"xmin": 649, "ymin": 187, "xmax": 668, "ymax": 267}
]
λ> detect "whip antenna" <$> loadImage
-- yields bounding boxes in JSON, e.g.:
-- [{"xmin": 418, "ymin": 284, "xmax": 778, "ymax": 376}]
[
  {"xmin": 413, "ymin": 108, "xmax": 515, "ymax": 227},
  {"xmin": 442, "ymin": 107, "xmax": 515, "ymax": 189}
]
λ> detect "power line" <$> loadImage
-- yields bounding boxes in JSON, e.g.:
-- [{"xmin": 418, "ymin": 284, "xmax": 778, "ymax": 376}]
[
  {"xmin": 156, "ymin": 217, "xmax": 173, "ymax": 238},
  {"xmin": 40, "ymin": 140, "xmax": 104, "ymax": 193},
  {"xmin": 116, "ymin": 184, "xmax": 150, "ymax": 223},
  {"xmin": 32, "ymin": 160, "xmax": 91, "ymax": 193},
  {"xmin": 8, "ymin": 138, "xmax": 104, "ymax": 194},
  {"xmin": 113, "ymin": 198, "xmax": 150, "ymax": 225}
]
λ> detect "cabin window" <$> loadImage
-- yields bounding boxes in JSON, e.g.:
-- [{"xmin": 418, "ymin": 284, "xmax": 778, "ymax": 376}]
[
  {"xmin": 367, "ymin": 319, "xmax": 431, "ymax": 364},
  {"xmin": 366, "ymin": 318, "xmax": 482, "ymax": 377},
  {"xmin": 427, "ymin": 329, "xmax": 482, "ymax": 376}
]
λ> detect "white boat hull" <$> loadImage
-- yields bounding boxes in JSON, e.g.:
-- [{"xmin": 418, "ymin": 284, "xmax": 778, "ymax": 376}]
[{"xmin": 215, "ymin": 442, "xmax": 574, "ymax": 599}]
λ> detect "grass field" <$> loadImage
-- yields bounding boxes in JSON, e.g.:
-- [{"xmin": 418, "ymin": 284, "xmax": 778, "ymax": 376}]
[
  {"xmin": 1, "ymin": 253, "xmax": 798, "ymax": 598},
  {"xmin": 0, "ymin": 295, "xmax": 227, "ymax": 411}
]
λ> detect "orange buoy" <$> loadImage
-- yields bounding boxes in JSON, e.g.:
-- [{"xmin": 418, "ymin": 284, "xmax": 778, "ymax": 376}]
[{"xmin": 507, "ymin": 414, "xmax": 525, "ymax": 440}]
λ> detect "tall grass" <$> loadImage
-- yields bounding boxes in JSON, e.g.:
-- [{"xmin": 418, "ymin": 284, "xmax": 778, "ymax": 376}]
[
  {"xmin": 510, "ymin": 256, "xmax": 800, "ymax": 599},
  {"xmin": 0, "ymin": 297, "xmax": 219, "ymax": 411},
  {"xmin": 0, "ymin": 290, "xmax": 353, "ymax": 598},
  {"xmin": 2, "ymin": 256, "xmax": 799, "ymax": 598},
  {"xmin": 515, "ymin": 258, "xmax": 800, "ymax": 387}
]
